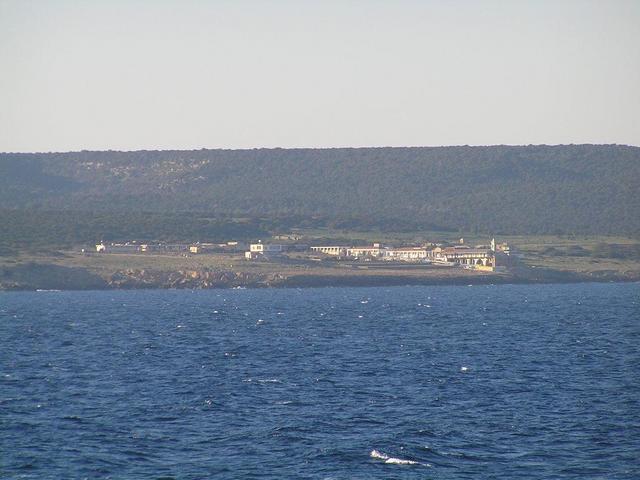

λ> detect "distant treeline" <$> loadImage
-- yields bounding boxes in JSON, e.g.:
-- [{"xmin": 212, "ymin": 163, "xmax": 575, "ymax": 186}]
[
  {"xmin": 0, "ymin": 210, "xmax": 268, "ymax": 253},
  {"xmin": 0, "ymin": 209, "xmax": 423, "ymax": 253},
  {"xmin": 1, "ymin": 145, "xmax": 639, "ymax": 236}
]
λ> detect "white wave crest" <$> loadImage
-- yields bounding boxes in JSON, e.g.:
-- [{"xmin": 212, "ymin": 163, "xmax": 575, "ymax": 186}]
[
  {"xmin": 257, "ymin": 378, "xmax": 281, "ymax": 383},
  {"xmin": 370, "ymin": 449, "xmax": 427, "ymax": 466},
  {"xmin": 243, "ymin": 378, "xmax": 281, "ymax": 384},
  {"xmin": 370, "ymin": 449, "xmax": 387, "ymax": 460}
]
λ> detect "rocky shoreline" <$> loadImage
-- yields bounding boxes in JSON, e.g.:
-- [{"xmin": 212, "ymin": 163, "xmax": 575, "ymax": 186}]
[{"xmin": 1, "ymin": 262, "xmax": 638, "ymax": 291}]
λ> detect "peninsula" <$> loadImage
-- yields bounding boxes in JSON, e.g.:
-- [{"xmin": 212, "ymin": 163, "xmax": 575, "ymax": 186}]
[
  {"xmin": 1, "ymin": 145, "xmax": 638, "ymax": 290},
  {"xmin": 1, "ymin": 231, "xmax": 638, "ymax": 290}
]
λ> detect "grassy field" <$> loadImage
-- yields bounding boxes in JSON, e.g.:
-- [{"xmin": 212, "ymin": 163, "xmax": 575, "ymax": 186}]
[{"xmin": 504, "ymin": 234, "xmax": 640, "ymax": 276}]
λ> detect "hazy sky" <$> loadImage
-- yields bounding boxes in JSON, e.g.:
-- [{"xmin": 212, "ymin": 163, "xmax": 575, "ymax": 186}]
[{"xmin": 1, "ymin": 0, "xmax": 639, "ymax": 152}]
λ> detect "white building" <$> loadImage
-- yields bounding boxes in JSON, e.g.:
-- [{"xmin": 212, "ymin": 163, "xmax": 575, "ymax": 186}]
[
  {"xmin": 384, "ymin": 247, "xmax": 429, "ymax": 261},
  {"xmin": 310, "ymin": 243, "xmax": 384, "ymax": 258},
  {"xmin": 347, "ymin": 243, "xmax": 384, "ymax": 258},
  {"xmin": 310, "ymin": 246, "xmax": 347, "ymax": 256},
  {"xmin": 436, "ymin": 246, "xmax": 495, "ymax": 269},
  {"xmin": 249, "ymin": 243, "xmax": 284, "ymax": 254}
]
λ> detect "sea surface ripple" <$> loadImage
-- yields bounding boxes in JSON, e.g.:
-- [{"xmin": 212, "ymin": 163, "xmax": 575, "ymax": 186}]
[{"xmin": 1, "ymin": 283, "xmax": 639, "ymax": 479}]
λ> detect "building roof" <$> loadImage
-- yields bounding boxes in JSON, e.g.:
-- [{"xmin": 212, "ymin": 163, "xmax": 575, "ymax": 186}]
[{"xmin": 442, "ymin": 247, "xmax": 492, "ymax": 255}]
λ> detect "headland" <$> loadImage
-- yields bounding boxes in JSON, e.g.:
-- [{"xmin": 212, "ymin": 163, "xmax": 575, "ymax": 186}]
[{"xmin": 1, "ymin": 232, "xmax": 638, "ymax": 290}]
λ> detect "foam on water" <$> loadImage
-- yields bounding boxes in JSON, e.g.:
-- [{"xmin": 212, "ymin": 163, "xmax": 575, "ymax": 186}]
[
  {"xmin": 243, "ymin": 378, "xmax": 282, "ymax": 384},
  {"xmin": 369, "ymin": 450, "xmax": 428, "ymax": 466}
]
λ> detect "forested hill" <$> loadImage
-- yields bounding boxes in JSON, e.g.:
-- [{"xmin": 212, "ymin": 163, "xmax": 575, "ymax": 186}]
[{"xmin": 1, "ymin": 145, "xmax": 639, "ymax": 236}]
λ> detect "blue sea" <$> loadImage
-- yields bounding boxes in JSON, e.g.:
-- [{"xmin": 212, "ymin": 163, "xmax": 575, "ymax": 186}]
[{"xmin": 1, "ymin": 283, "xmax": 639, "ymax": 479}]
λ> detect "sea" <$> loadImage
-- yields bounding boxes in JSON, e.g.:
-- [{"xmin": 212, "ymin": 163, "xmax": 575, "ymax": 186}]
[{"xmin": 1, "ymin": 283, "xmax": 639, "ymax": 479}]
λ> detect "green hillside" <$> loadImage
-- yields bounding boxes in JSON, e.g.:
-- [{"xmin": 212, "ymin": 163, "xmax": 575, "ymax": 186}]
[{"xmin": 1, "ymin": 145, "xmax": 639, "ymax": 238}]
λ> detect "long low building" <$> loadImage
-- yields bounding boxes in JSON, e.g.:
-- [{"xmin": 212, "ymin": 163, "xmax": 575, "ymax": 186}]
[
  {"xmin": 310, "ymin": 246, "xmax": 348, "ymax": 256},
  {"xmin": 347, "ymin": 243, "xmax": 384, "ymax": 258},
  {"xmin": 435, "ymin": 246, "xmax": 495, "ymax": 269},
  {"xmin": 311, "ymin": 243, "xmax": 430, "ymax": 261},
  {"xmin": 311, "ymin": 243, "xmax": 498, "ymax": 269},
  {"xmin": 385, "ymin": 247, "xmax": 429, "ymax": 261},
  {"xmin": 312, "ymin": 243, "xmax": 385, "ymax": 258},
  {"xmin": 284, "ymin": 239, "xmax": 510, "ymax": 270},
  {"xmin": 95, "ymin": 242, "xmax": 190, "ymax": 253}
]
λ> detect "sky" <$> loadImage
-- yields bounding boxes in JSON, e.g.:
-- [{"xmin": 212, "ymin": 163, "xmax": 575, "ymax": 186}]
[{"xmin": 0, "ymin": 0, "xmax": 639, "ymax": 152}]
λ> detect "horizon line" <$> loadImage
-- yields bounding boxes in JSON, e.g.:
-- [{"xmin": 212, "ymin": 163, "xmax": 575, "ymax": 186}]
[{"xmin": 1, "ymin": 142, "xmax": 639, "ymax": 155}]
